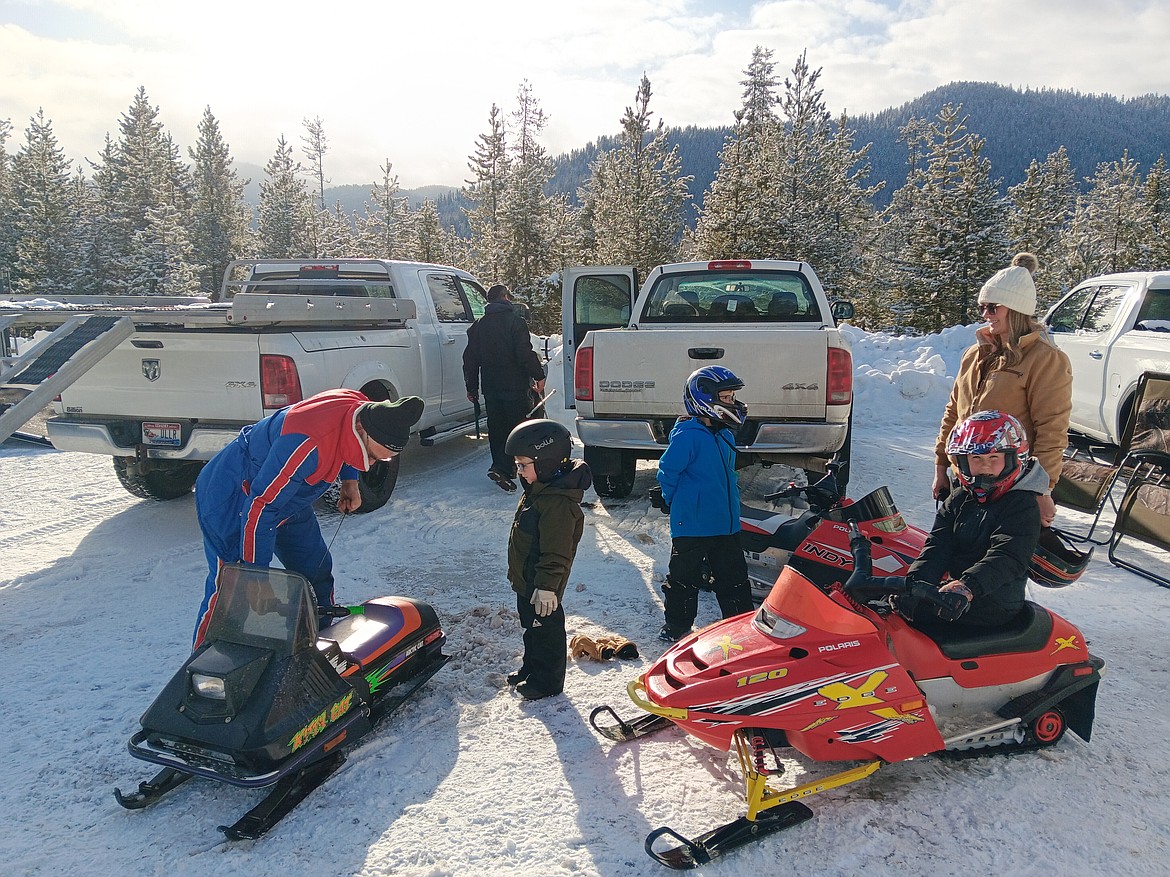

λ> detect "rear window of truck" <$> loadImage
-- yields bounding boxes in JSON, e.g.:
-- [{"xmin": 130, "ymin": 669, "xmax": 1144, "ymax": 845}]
[{"xmin": 640, "ymin": 270, "xmax": 820, "ymax": 323}]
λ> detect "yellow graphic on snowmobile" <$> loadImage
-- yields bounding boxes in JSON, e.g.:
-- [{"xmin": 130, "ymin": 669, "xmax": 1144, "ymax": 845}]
[
  {"xmin": 707, "ymin": 634, "xmax": 745, "ymax": 661},
  {"xmin": 736, "ymin": 668, "xmax": 790, "ymax": 688},
  {"xmin": 1052, "ymin": 635, "xmax": 1081, "ymax": 654},
  {"xmin": 289, "ymin": 690, "xmax": 355, "ymax": 752},
  {"xmin": 818, "ymin": 670, "xmax": 888, "ymax": 709}
]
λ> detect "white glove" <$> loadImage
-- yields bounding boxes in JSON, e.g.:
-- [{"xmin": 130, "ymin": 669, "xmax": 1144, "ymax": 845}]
[{"xmin": 531, "ymin": 589, "xmax": 559, "ymax": 617}]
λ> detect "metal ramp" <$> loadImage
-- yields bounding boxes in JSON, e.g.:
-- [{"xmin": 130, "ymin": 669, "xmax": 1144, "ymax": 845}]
[{"xmin": 0, "ymin": 314, "xmax": 134, "ymax": 445}]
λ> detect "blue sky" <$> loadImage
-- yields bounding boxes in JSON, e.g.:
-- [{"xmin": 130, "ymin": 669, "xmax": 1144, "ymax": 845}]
[{"xmin": 2, "ymin": 0, "xmax": 1168, "ymax": 188}]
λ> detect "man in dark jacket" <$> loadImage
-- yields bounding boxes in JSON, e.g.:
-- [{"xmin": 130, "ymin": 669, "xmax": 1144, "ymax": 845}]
[{"xmin": 463, "ymin": 284, "xmax": 546, "ymax": 490}]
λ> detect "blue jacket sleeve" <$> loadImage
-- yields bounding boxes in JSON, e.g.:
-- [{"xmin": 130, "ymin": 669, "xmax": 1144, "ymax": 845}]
[{"xmin": 240, "ymin": 435, "xmax": 319, "ymax": 565}]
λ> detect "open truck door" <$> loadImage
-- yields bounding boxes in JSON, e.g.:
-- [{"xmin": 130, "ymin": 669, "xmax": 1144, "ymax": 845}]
[{"xmin": 560, "ymin": 267, "xmax": 637, "ymax": 408}]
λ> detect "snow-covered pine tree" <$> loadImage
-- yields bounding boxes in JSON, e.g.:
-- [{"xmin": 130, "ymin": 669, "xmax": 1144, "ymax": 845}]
[
  {"xmin": 188, "ymin": 107, "xmax": 250, "ymax": 298},
  {"xmin": 317, "ymin": 202, "xmax": 357, "ymax": 258},
  {"xmin": 358, "ymin": 159, "xmax": 409, "ymax": 259},
  {"xmin": 257, "ymin": 136, "xmax": 312, "ymax": 259},
  {"xmin": 578, "ymin": 74, "xmax": 692, "ymax": 277},
  {"xmin": 1006, "ymin": 147, "xmax": 1077, "ymax": 306},
  {"xmin": 693, "ymin": 46, "xmax": 780, "ymax": 260},
  {"xmin": 89, "ymin": 88, "xmax": 196, "ymax": 295},
  {"xmin": 1143, "ymin": 155, "xmax": 1170, "ymax": 269},
  {"xmin": 405, "ymin": 199, "xmax": 455, "ymax": 265},
  {"xmin": 768, "ymin": 51, "xmax": 879, "ymax": 295},
  {"xmin": 302, "ymin": 116, "xmax": 329, "ymax": 212},
  {"xmin": 1061, "ymin": 151, "xmax": 1149, "ymax": 281},
  {"xmin": 10, "ymin": 109, "xmax": 79, "ymax": 294},
  {"xmin": 463, "ymin": 104, "xmax": 510, "ymax": 282},
  {"xmin": 880, "ymin": 105, "xmax": 1008, "ymax": 334},
  {"xmin": 0, "ymin": 118, "xmax": 14, "ymax": 292}
]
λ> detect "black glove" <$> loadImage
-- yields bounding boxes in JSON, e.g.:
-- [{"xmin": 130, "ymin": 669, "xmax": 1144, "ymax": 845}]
[
  {"xmin": 908, "ymin": 579, "xmax": 970, "ymax": 622},
  {"xmin": 648, "ymin": 485, "xmax": 670, "ymax": 515}
]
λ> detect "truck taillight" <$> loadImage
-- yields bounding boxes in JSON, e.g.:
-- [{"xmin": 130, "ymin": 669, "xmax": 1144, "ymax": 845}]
[
  {"xmin": 260, "ymin": 355, "xmax": 303, "ymax": 409},
  {"xmin": 827, "ymin": 347, "xmax": 852, "ymax": 405},
  {"xmin": 574, "ymin": 346, "xmax": 594, "ymax": 402}
]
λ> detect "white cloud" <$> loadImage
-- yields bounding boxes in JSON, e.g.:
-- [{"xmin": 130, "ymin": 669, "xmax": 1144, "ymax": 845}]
[{"xmin": 1, "ymin": 0, "xmax": 1167, "ymax": 187}]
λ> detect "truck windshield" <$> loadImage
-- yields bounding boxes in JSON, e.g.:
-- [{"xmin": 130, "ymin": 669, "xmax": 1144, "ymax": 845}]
[{"xmin": 640, "ymin": 270, "xmax": 820, "ymax": 323}]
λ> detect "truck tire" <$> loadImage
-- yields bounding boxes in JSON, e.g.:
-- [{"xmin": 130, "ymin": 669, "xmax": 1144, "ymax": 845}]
[
  {"xmin": 316, "ymin": 456, "xmax": 400, "ymax": 514},
  {"xmin": 586, "ymin": 446, "xmax": 637, "ymax": 499},
  {"xmin": 112, "ymin": 457, "xmax": 204, "ymax": 501}
]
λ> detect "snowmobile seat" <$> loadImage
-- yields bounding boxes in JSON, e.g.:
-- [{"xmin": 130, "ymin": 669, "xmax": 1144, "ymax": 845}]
[
  {"xmin": 316, "ymin": 597, "xmax": 440, "ymax": 670},
  {"xmin": 921, "ymin": 601, "xmax": 1054, "ymax": 661}
]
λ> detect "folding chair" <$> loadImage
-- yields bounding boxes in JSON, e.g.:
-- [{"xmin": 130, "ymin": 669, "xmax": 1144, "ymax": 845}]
[
  {"xmin": 1107, "ymin": 452, "xmax": 1170, "ymax": 588},
  {"xmin": 1053, "ymin": 371, "xmax": 1170, "ymax": 542}
]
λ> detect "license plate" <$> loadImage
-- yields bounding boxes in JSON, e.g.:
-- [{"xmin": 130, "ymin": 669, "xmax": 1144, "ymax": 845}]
[{"xmin": 142, "ymin": 421, "xmax": 182, "ymax": 447}]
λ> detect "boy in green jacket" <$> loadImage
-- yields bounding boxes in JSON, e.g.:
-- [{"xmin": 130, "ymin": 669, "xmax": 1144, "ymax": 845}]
[{"xmin": 503, "ymin": 419, "xmax": 592, "ymax": 700}]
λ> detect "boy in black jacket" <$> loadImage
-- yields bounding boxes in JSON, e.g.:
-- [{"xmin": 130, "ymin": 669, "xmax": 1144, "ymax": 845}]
[{"xmin": 503, "ymin": 419, "xmax": 592, "ymax": 700}]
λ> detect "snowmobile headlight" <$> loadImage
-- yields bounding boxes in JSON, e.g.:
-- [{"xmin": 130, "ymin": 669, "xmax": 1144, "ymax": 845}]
[
  {"xmin": 754, "ymin": 605, "xmax": 807, "ymax": 640},
  {"xmin": 190, "ymin": 673, "xmax": 227, "ymax": 700}
]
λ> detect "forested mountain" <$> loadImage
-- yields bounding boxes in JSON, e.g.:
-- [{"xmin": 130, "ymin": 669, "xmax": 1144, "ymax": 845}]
[{"xmin": 242, "ymin": 82, "xmax": 1168, "ymax": 231}]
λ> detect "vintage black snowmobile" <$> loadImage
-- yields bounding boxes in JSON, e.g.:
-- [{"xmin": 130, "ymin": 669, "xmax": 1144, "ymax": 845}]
[{"xmin": 114, "ymin": 563, "xmax": 449, "ymax": 839}]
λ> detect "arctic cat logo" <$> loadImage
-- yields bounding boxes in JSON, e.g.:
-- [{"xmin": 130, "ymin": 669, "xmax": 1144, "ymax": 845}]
[{"xmin": 289, "ymin": 690, "xmax": 354, "ymax": 752}]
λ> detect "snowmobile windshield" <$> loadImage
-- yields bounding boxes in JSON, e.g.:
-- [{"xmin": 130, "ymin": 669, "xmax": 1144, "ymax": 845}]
[
  {"xmin": 201, "ymin": 564, "xmax": 318, "ymax": 657},
  {"xmin": 823, "ymin": 486, "xmax": 907, "ymax": 534}
]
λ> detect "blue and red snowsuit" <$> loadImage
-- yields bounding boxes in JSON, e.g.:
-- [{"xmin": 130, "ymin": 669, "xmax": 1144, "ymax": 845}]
[{"xmin": 193, "ymin": 389, "xmax": 373, "ymax": 647}]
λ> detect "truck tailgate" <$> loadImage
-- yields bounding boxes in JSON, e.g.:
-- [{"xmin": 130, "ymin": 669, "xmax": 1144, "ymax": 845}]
[
  {"xmin": 588, "ymin": 328, "xmax": 830, "ymax": 417},
  {"xmin": 57, "ymin": 331, "xmax": 265, "ymax": 421}
]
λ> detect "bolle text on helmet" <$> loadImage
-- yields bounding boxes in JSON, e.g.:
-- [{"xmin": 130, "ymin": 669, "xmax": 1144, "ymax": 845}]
[{"xmin": 533, "ymin": 436, "xmax": 555, "ymax": 450}]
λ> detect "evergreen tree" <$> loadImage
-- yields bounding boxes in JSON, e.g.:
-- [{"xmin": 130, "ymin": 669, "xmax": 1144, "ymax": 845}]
[
  {"xmin": 578, "ymin": 74, "xmax": 692, "ymax": 275},
  {"xmin": 694, "ymin": 46, "xmax": 780, "ymax": 259},
  {"xmin": 358, "ymin": 159, "xmax": 409, "ymax": 259},
  {"xmin": 463, "ymin": 104, "xmax": 509, "ymax": 282},
  {"xmin": 405, "ymin": 199, "xmax": 454, "ymax": 264},
  {"xmin": 317, "ymin": 202, "xmax": 357, "ymax": 257},
  {"xmin": 768, "ymin": 51, "xmax": 880, "ymax": 295},
  {"xmin": 257, "ymin": 136, "xmax": 312, "ymax": 259},
  {"xmin": 1141, "ymin": 155, "xmax": 1170, "ymax": 268},
  {"xmin": 878, "ymin": 105, "xmax": 1008, "ymax": 333},
  {"xmin": 69, "ymin": 165, "xmax": 105, "ymax": 295},
  {"xmin": 498, "ymin": 81, "xmax": 559, "ymax": 292},
  {"xmin": 89, "ymin": 87, "xmax": 196, "ymax": 294},
  {"xmin": 301, "ymin": 116, "xmax": 329, "ymax": 211},
  {"xmin": 188, "ymin": 107, "xmax": 250, "ymax": 298},
  {"xmin": 9, "ymin": 109, "xmax": 78, "ymax": 293},
  {"xmin": 1061, "ymin": 151, "xmax": 1148, "ymax": 279},
  {"xmin": 0, "ymin": 118, "xmax": 14, "ymax": 292},
  {"xmin": 1006, "ymin": 147, "xmax": 1078, "ymax": 304}
]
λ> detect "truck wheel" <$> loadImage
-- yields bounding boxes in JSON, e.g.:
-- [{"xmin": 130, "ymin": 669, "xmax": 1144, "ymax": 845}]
[
  {"xmin": 316, "ymin": 456, "xmax": 400, "ymax": 514},
  {"xmin": 590, "ymin": 449, "xmax": 636, "ymax": 499},
  {"xmin": 112, "ymin": 457, "xmax": 204, "ymax": 501}
]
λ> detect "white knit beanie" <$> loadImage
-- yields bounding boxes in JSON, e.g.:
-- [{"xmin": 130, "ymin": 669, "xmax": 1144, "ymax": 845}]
[{"xmin": 978, "ymin": 265, "xmax": 1037, "ymax": 316}]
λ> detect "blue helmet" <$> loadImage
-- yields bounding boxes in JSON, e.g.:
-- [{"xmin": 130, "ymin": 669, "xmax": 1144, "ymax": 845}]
[{"xmin": 683, "ymin": 366, "xmax": 747, "ymax": 427}]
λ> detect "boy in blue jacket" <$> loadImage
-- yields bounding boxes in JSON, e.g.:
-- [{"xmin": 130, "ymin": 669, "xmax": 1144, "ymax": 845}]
[
  {"xmin": 192, "ymin": 389, "xmax": 423, "ymax": 647},
  {"xmin": 655, "ymin": 367, "xmax": 754, "ymax": 642}
]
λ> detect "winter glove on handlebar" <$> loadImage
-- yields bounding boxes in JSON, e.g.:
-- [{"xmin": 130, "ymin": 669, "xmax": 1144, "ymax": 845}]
[
  {"xmin": 908, "ymin": 579, "xmax": 972, "ymax": 622},
  {"xmin": 531, "ymin": 589, "xmax": 559, "ymax": 617}
]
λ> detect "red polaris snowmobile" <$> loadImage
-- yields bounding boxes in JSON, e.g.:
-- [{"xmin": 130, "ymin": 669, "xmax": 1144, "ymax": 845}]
[
  {"xmin": 593, "ymin": 505, "xmax": 1103, "ymax": 869},
  {"xmin": 114, "ymin": 564, "xmax": 449, "ymax": 839},
  {"xmin": 736, "ymin": 462, "xmax": 926, "ymax": 603}
]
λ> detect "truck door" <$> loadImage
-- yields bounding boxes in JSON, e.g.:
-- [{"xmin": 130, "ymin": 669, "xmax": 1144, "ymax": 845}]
[
  {"xmin": 561, "ymin": 267, "xmax": 636, "ymax": 407},
  {"xmin": 1048, "ymin": 282, "xmax": 1132, "ymax": 438},
  {"xmin": 424, "ymin": 272, "xmax": 479, "ymax": 416}
]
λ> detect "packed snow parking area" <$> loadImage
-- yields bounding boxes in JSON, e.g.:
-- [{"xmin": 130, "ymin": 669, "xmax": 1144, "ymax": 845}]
[{"xmin": 2, "ymin": 327, "xmax": 1168, "ymax": 877}]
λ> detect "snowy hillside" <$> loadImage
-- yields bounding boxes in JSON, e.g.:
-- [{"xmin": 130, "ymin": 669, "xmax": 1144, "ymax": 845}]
[{"xmin": 1, "ymin": 324, "xmax": 1166, "ymax": 877}]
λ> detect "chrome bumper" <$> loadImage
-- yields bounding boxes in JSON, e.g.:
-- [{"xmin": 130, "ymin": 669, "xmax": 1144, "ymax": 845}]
[
  {"xmin": 46, "ymin": 419, "xmax": 239, "ymax": 460},
  {"xmin": 575, "ymin": 418, "xmax": 847, "ymax": 454}
]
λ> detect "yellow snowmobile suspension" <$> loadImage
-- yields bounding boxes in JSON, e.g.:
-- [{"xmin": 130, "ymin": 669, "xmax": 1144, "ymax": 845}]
[{"xmin": 733, "ymin": 729, "xmax": 882, "ymax": 820}]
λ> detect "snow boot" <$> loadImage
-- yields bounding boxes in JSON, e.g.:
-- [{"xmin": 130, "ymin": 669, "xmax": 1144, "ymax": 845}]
[{"xmin": 488, "ymin": 468, "xmax": 517, "ymax": 492}]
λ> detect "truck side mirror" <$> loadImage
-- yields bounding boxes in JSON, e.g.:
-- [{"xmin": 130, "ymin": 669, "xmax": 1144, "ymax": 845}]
[{"xmin": 830, "ymin": 300, "xmax": 854, "ymax": 321}]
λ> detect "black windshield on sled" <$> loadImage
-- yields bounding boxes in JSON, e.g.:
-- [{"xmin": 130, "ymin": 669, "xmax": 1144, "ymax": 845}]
[
  {"xmin": 823, "ymin": 486, "xmax": 908, "ymax": 533},
  {"xmin": 201, "ymin": 564, "xmax": 318, "ymax": 657}
]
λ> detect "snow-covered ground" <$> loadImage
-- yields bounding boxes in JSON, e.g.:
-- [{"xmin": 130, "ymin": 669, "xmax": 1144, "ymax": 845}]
[{"xmin": 2, "ymin": 324, "xmax": 1167, "ymax": 877}]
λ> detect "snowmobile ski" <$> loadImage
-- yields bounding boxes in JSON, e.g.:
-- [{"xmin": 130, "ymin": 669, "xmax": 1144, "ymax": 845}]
[
  {"xmin": 218, "ymin": 753, "xmax": 345, "ymax": 841},
  {"xmin": 588, "ymin": 704, "xmax": 674, "ymax": 742},
  {"xmin": 114, "ymin": 766, "xmax": 193, "ymax": 809},
  {"xmin": 644, "ymin": 802, "xmax": 814, "ymax": 870}
]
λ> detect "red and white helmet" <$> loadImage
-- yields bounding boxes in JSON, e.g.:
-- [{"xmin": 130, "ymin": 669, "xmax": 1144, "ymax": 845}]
[{"xmin": 946, "ymin": 410, "xmax": 1030, "ymax": 503}]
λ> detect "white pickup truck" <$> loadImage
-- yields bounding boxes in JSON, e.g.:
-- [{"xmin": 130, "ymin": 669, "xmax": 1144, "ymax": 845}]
[
  {"xmin": 8, "ymin": 259, "xmax": 490, "ymax": 510},
  {"xmin": 561, "ymin": 259, "xmax": 854, "ymax": 497},
  {"xmin": 1045, "ymin": 269, "xmax": 1170, "ymax": 444}
]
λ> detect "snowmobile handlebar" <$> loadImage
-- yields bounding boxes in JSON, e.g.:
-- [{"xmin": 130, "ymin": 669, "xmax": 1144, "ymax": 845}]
[
  {"xmin": 843, "ymin": 521, "xmax": 909, "ymax": 598},
  {"xmin": 763, "ymin": 460, "xmax": 846, "ymax": 511},
  {"xmin": 318, "ymin": 605, "xmax": 364, "ymax": 619}
]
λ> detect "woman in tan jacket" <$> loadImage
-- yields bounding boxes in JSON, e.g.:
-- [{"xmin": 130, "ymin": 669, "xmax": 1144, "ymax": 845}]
[{"xmin": 931, "ymin": 254, "xmax": 1073, "ymax": 527}]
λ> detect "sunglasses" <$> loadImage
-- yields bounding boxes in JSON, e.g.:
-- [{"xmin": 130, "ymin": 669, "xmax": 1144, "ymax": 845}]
[{"xmin": 979, "ymin": 303, "xmax": 1001, "ymax": 315}]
